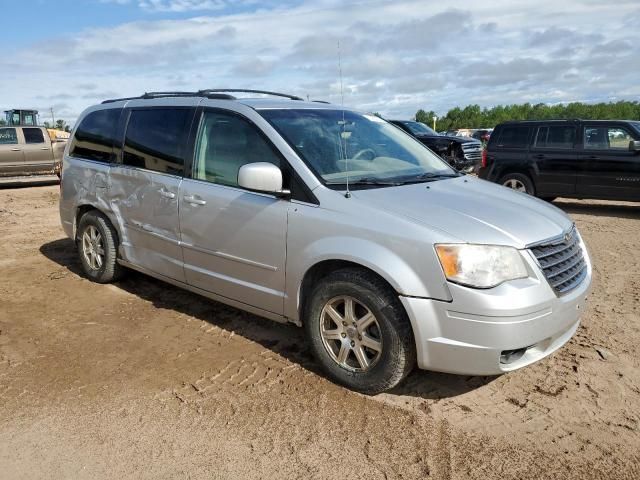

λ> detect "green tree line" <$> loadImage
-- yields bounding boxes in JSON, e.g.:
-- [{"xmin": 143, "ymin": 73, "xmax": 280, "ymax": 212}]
[{"xmin": 415, "ymin": 101, "xmax": 640, "ymax": 131}]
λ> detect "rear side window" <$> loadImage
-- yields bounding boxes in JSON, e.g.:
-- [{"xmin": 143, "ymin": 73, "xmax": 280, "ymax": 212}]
[
  {"xmin": 534, "ymin": 126, "xmax": 575, "ymax": 149},
  {"xmin": 0, "ymin": 128, "xmax": 18, "ymax": 144},
  {"xmin": 70, "ymin": 108, "xmax": 121, "ymax": 162},
  {"xmin": 496, "ymin": 126, "xmax": 530, "ymax": 148},
  {"xmin": 122, "ymin": 108, "xmax": 191, "ymax": 175},
  {"xmin": 23, "ymin": 128, "xmax": 45, "ymax": 144}
]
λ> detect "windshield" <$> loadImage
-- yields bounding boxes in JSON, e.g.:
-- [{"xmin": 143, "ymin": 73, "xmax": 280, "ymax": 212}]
[
  {"xmin": 259, "ymin": 109, "xmax": 455, "ymax": 187},
  {"xmin": 402, "ymin": 121, "xmax": 438, "ymax": 136}
]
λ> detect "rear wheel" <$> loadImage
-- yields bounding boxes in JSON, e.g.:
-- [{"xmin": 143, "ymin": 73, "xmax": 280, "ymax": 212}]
[
  {"xmin": 304, "ymin": 268, "xmax": 415, "ymax": 394},
  {"xmin": 77, "ymin": 211, "xmax": 124, "ymax": 283},
  {"xmin": 499, "ymin": 173, "xmax": 535, "ymax": 196}
]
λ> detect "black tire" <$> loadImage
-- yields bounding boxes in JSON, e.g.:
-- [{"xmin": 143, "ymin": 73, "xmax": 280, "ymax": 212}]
[
  {"xmin": 304, "ymin": 268, "xmax": 416, "ymax": 394},
  {"xmin": 77, "ymin": 210, "xmax": 124, "ymax": 283},
  {"xmin": 540, "ymin": 196, "xmax": 557, "ymax": 202},
  {"xmin": 499, "ymin": 172, "xmax": 535, "ymax": 196}
]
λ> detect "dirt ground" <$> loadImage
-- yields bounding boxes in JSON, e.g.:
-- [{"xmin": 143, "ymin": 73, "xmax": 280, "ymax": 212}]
[{"xmin": 0, "ymin": 184, "xmax": 639, "ymax": 479}]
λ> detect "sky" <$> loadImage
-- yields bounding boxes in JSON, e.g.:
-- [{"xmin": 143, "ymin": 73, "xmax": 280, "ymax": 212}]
[{"xmin": 1, "ymin": 0, "xmax": 639, "ymax": 126}]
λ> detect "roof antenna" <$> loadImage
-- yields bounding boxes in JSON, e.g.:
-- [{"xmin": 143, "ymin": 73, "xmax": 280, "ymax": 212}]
[{"xmin": 338, "ymin": 39, "xmax": 350, "ymax": 199}]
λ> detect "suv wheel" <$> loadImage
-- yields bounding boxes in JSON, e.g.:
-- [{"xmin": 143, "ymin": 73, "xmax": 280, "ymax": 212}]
[
  {"xmin": 304, "ymin": 268, "xmax": 415, "ymax": 394},
  {"xmin": 499, "ymin": 173, "xmax": 535, "ymax": 196},
  {"xmin": 77, "ymin": 211, "xmax": 124, "ymax": 283}
]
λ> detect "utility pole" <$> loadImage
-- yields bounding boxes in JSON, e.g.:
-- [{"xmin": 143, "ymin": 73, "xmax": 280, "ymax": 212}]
[{"xmin": 50, "ymin": 107, "xmax": 55, "ymax": 127}]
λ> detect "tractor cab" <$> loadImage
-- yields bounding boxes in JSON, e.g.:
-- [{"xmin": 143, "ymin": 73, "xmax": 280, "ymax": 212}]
[{"xmin": 4, "ymin": 109, "xmax": 39, "ymax": 126}]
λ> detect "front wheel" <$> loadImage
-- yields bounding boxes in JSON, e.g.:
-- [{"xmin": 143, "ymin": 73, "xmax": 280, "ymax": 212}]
[
  {"xmin": 304, "ymin": 268, "xmax": 415, "ymax": 394},
  {"xmin": 499, "ymin": 173, "xmax": 535, "ymax": 196}
]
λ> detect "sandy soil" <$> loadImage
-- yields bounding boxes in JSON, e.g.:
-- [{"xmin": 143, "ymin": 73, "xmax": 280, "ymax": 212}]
[{"xmin": 0, "ymin": 184, "xmax": 639, "ymax": 479}]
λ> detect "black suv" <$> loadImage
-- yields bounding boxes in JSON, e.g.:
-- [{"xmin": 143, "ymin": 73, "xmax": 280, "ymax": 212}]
[
  {"xmin": 389, "ymin": 120, "xmax": 482, "ymax": 172},
  {"xmin": 478, "ymin": 120, "xmax": 640, "ymax": 201}
]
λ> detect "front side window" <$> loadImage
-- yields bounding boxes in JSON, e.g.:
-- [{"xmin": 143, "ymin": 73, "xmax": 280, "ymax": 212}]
[
  {"xmin": 193, "ymin": 111, "xmax": 281, "ymax": 187},
  {"xmin": 584, "ymin": 127, "xmax": 633, "ymax": 150},
  {"xmin": 23, "ymin": 128, "xmax": 45, "ymax": 144},
  {"xmin": 496, "ymin": 126, "xmax": 530, "ymax": 148},
  {"xmin": 260, "ymin": 109, "xmax": 454, "ymax": 187},
  {"xmin": 534, "ymin": 126, "xmax": 575, "ymax": 149},
  {"xmin": 123, "ymin": 108, "xmax": 191, "ymax": 175},
  {"xmin": 0, "ymin": 128, "xmax": 18, "ymax": 145},
  {"xmin": 70, "ymin": 108, "xmax": 121, "ymax": 162}
]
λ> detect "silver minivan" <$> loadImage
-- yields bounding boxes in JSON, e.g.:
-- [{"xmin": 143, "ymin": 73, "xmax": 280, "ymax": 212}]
[{"xmin": 59, "ymin": 90, "xmax": 592, "ymax": 394}]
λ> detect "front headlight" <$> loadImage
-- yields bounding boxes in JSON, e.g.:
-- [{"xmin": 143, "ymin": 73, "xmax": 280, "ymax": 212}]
[{"xmin": 435, "ymin": 244, "xmax": 528, "ymax": 288}]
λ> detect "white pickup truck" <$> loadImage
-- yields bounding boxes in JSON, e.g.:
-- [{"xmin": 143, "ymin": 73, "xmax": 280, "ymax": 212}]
[{"xmin": 0, "ymin": 126, "xmax": 66, "ymax": 177}]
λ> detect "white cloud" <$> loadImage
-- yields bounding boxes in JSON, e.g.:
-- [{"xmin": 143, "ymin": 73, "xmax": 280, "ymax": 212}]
[{"xmin": 2, "ymin": 0, "xmax": 639, "ymax": 124}]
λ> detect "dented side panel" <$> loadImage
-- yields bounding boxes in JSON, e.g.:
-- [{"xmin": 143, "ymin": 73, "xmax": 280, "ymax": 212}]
[
  {"xmin": 108, "ymin": 165, "xmax": 185, "ymax": 282},
  {"xmin": 59, "ymin": 156, "xmax": 114, "ymax": 240}
]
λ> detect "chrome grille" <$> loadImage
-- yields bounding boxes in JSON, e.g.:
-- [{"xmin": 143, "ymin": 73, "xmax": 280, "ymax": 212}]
[
  {"xmin": 461, "ymin": 143, "xmax": 482, "ymax": 161},
  {"xmin": 529, "ymin": 227, "xmax": 587, "ymax": 295}
]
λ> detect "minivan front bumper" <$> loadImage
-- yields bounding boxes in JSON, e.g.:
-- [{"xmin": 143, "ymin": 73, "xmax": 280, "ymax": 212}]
[{"xmin": 401, "ymin": 261, "xmax": 591, "ymax": 375}]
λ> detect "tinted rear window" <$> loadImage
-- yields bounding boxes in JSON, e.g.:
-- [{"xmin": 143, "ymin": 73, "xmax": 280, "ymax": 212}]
[
  {"xmin": 23, "ymin": 128, "xmax": 45, "ymax": 144},
  {"xmin": 534, "ymin": 126, "xmax": 576, "ymax": 149},
  {"xmin": 70, "ymin": 108, "xmax": 121, "ymax": 162},
  {"xmin": 122, "ymin": 108, "xmax": 191, "ymax": 175},
  {"xmin": 496, "ymin": 126, "xmax": 530, "ymax": 148}
]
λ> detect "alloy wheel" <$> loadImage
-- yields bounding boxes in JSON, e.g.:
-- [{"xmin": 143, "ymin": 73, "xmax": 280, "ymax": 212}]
[
  {"xmin": 82, "ymin": 225, "xmax": 105, "ymax": 270},
  {"xmin": 503, "ymin": 179, "xmax": 527, "ymax": 192},
  {"xmin": 319, "ymin": 296, "xmax": 383, "ymax": 371}
]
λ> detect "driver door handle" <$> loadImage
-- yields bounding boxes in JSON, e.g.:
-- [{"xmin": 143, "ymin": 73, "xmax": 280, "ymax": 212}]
[
  {"xmin": 158, "ymin": 188, "xmax": 176, "ymax": 199},
  {"xmin": 184, "ymin": 195, "xmax": 206, "ymax": 206}
]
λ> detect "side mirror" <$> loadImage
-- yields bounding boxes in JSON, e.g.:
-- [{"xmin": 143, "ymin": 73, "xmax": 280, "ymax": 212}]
[
  {"xmin": 238, "ymin": 162, "xmax": 290, "ymax": 196},
  {"xmin": 629, "ymin": 140, "xmax": 640, "ymax": 152}
]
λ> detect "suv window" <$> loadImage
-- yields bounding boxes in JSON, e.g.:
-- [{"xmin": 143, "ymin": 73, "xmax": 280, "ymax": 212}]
[
  {"xmin": 70, "ymin": 108, "xmax": 121, "ymax": 162},
  {"xmin": 23, "ymin": 128, "xmax": 45, "ymax": 144},
  {"xmin": 534, "ymin": 126, "xmax": 575, "ymax": 149},
  {"xmin": 123, "ymin": 108, "xmax": 191, "ymax": 175},
  {"xmin": 193, "ymin": 111, "xmax": 281, "ymax": 187},
  {"xmin": 0, "ymin": 128, "xmax": 18, "ymax": 145},
  {"xmin": 584, "ymin": 126, "xmax": 633, "ymax": 150},
  {"xmin": 496, "ymin": 126, "xmax": 529, "ymax": 148}
]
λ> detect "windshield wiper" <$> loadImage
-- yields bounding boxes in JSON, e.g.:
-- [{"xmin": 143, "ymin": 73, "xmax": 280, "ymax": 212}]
[
  {"xmin": 400, "ymin": 172, "xmax": 460, "ymax": 184},
  {"xmin": 325, "ymin": 177, "xmax": 404, "ymax": 186}
]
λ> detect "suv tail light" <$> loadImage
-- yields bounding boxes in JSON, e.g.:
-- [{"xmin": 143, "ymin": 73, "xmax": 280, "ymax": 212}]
[{"xmin": 481, "ymin": 148, "xmax": 488, "ymax": 168}]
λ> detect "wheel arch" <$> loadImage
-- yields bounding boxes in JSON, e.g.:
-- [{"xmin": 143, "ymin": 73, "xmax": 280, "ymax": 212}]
[{"xmin": 297, "ymin": 259, "xmax": 399, "ymax": 323}]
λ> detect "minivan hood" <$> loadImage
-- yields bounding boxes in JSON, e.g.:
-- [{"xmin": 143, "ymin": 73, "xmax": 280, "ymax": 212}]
[{"xmin": 351, "ymin": 176, "xmax": 572, "ymax": 248}]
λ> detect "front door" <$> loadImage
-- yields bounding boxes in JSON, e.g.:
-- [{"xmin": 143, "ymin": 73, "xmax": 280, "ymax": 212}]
[
  {"xmin": 109, "ymin": 107, "xmax": 194, "ymax": 282},
  {"xmin": 529, "ymin": 124, "xmax": 578, "ymax": 197},
  {"xmin": 577, "ymin": 124, "xmax": 640, "ymax": 201},
  {"xmin": 179, "ymin": 109, "xmax": 288, "ymax": 315},
  {"xmin": 0, "ymin": 127, "xmax": 24, "ymax": 174}
]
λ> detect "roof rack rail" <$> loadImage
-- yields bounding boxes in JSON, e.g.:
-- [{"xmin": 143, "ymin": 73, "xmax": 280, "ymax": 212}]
[
  {"xmin": 102, "ymin": 91, "xmax": 236, "ymax": 104},
  {"xmin": 312, "ymin": 100, "xmax": 331, "ymax": 104},
  {"xmin": 101, "ymin": 89, "xmax": 303, "ymax": 104},
  {"xmin": 198, "ymin": 89, "xmax": 304, "ymax": 101}
]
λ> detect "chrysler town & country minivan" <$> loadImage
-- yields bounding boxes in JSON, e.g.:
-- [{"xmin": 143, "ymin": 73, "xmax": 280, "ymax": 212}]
[{"xmin": 59, "ymin": 90, "xmax": 592, "ymax": 394}]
